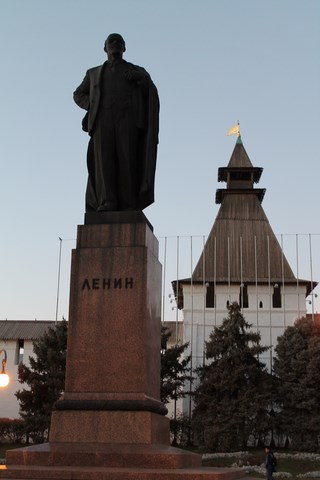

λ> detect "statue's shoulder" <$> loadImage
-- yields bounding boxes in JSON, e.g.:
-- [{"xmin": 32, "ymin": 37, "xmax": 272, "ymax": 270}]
[
  {"xmin": 126, "ymin": 61, "xmax": 149, "ymax": 75},
  {"xmin": 86, "ymin": 63, "xmax": 105, "ymax": 78}
]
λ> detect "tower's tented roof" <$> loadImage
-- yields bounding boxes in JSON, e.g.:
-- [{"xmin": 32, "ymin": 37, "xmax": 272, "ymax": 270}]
[
  {"xmin": 174, "ymin": 137, "xmax": 315, "ymax": 299},
  {"xmin": 227, "ymin": 137, "xmax": 254, "ymax": 168},
  {"xmin": 192, "ymin": 193, "xmax": 297, "ymax": 283}
]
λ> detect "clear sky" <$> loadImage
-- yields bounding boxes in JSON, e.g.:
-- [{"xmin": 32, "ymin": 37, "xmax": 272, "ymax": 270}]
[{"xmin": 0, "ymin": 0, "xmax": 319, "ymax": 320}]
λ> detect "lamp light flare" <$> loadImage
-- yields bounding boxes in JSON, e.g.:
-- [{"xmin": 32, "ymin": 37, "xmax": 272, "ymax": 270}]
[{"xmin": 0, "ymin": 372, "xmax": 9, "ymax": 387}]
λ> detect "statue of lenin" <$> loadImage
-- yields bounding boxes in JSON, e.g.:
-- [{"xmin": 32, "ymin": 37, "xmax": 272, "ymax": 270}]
[{"xmin": 73, "ymin": 34, "xmax": 159, "ymax": 212}]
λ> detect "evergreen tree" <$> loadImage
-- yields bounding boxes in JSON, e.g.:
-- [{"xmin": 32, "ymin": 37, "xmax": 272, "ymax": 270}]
[
  {"xmin": 161, "ymin": 326, "xmax": 192, "ymax": 445},
  {"xmin": 160, "ymin": 326, "xmax": 191, "ymax": 405},
  {"xmin": 273, "ymin": 316, "xmax": 320, "ymax": 451},
  {"xmin": 192, "ymin": 302, "xmax": 272, "ymax": 452},
  {"xmin": 15, "ymin": 320, "xmax": 67, "ymax": 442}
]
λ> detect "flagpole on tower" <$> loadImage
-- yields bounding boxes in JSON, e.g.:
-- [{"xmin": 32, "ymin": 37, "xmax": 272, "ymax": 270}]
[{"xmin": 227, "ymin": 121, "xmax": 241, "ymax": 137}]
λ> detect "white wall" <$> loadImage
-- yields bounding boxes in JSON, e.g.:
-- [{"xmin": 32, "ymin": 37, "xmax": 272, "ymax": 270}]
[
  {"xmin": 181, "ymin": 282, "xmax": 307, "ymax": 414},
  {"xmin": 0, "ymin": 339, "xmax": 34, "ymax": 419}
]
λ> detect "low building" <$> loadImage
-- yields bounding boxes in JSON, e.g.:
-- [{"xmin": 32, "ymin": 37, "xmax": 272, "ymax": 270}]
[{"xmin": 0, "ymin": 320, "xmax": 56, "ymax": 419}]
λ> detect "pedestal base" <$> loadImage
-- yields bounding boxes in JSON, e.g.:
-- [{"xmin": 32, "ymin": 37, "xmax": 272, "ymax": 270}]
[
  {"xmin": 49, "ymin": 410, "xmax": 170, "ymax": 444},
  {"xmin": 5, "ymin": 443, "xmax": 201, "ymax": 470},
  {"xmin": 2, "ymin": 440, "xmax": 245, "ymax": 479},
  {"xmin": 2, "ymin": 415, "xmax": 245, "ymax": 479},
  {"xmin": 2, "ymin": 409, "xmax": 245, "ymax": 479},
  {"xmin": 0, "ymin": 464, "xmax": 245, "ymax": 480}
]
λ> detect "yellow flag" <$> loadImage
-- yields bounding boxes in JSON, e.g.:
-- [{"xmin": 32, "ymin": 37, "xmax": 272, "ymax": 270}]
[{"xmin": 227, "ymin": 124, "xmax": 240, "ymax": 136}]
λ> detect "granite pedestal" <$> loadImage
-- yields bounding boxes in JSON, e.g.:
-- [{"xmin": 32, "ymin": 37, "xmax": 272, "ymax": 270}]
[{"xmin": 1, "ymin": 213, "xmax": 245, "ymax": 480}]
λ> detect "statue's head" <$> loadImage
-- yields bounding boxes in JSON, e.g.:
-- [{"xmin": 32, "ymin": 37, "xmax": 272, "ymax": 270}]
[{"xmin": 104, "ymin": 33, "xmax": 126, "ymax": 56}]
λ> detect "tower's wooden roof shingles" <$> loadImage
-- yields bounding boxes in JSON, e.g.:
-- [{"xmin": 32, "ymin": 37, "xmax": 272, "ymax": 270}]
[{"xmin": 192, "ymin": 192, "xmax": 296, "ymax": 283}]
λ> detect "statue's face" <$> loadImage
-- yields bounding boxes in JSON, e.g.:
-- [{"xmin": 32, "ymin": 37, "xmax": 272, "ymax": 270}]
[{"xmin": 104, "ymin": 34, "xmax": 126, "ymax": 56}]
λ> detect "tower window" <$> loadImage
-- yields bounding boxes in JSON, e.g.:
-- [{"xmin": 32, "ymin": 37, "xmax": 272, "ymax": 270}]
[
  {"xmin": 239, "ymin": 284, "xmax": 249, "ymax": 308},
  {"xmin": 273, "ymin": 284, "xmax": 281, "ymax": 308},
  {"xmin": 230, "ymin": 171, "xmax": 251, "ymax": 181},
  {"xmin": 206, "ymin": 283, "xmax": 215, "ymax": 308},
  {"xmin": 15, "ymin": 339, "xmax": 25, "ymax": 364}
]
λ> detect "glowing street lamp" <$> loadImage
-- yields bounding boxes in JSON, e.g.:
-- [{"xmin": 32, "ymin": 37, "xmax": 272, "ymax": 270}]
[{"xmin": 0, "ymin": 349, "xmax": 9, "ymax": 387}]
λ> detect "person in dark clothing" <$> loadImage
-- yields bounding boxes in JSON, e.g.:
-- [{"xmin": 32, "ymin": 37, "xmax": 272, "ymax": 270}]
[
  {"xmin": 265, "ymin": 446, "xmax": 277, "ymax": 480},
  {"xmin": 73, "ymin": 33, "xmax": 159, "ymax": 212}
]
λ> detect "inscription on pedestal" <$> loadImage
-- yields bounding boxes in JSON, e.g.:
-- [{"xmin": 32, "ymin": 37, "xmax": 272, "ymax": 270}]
[{"xmin": 81, "ymin": 277, "xmax": 134, "ymax": 290}]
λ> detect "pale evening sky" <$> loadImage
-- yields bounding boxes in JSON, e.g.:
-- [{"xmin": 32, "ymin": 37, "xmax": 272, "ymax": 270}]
[{"xmin": 0, "ymin": 0, "xmax": 319, "ymax": 320}]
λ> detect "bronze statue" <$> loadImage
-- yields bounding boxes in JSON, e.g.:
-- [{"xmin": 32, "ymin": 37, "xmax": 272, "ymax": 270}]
[{"xmin": 74, "ymin": 34, "xmax": 159, "ymax": 212}]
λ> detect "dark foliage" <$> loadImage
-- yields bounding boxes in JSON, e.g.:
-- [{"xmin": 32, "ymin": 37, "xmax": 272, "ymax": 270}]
[
  {"xmin": 273, "ymin": 316, "xmax": 320, "ymax": 451},
  {"xmin": 0, "ymin": 418, "xmax": 26, "ymax": 444},
  {"xmin": 192, "ymin": 302, "xmax": 272, "ymax": 451},
  {"xmin": 15, "ymin": 320, "xmax": 67, "ymax": 442},
  {"xmin": 169, "ymin": 412, "xmax": 192, "ymax": 446},
  {"xmin": 160, "ymin": 326, "xmax": 191, "ymax": 405}
]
